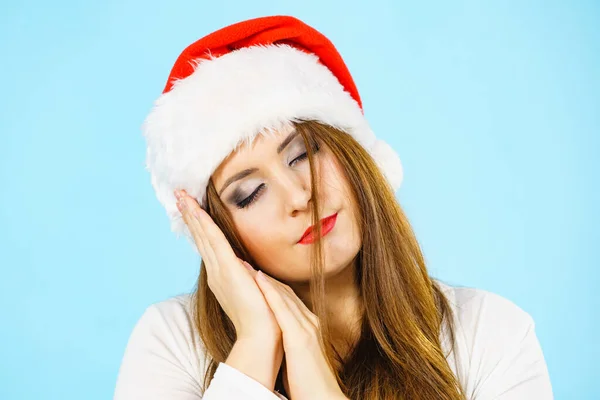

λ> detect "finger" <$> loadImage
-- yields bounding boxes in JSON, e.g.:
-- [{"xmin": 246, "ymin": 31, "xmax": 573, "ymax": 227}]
[
  {"xmin": 180, "ymin": 204, "xmax": 206, "ymax": 253},
  {"xmin": 182, "ymin": 192, "xmax": 244, "ymax": 274},
  {"xmin": 281, "ymin": 287, "xmax": 320, "ymax": 329},
  {"xmin": 179, "ymin": 191, "xmax": 252, "ymax": 282},
  {"xmin": 178, "ymin": 197, "xmax": 205, "ymax": 253},
  {"xmin": 268, "ymin": 276, "xmax": 319, "ymax": 331},
  {"xmin": 240, "ymin": 259, "xmax": 258, "ymax": 278},
  {"xmin": 177, "ymin": 192, "xmax": 218, "ymax": 268},
  {"xmin": 255, "ymin": 271, "xmax": 306, "ymax": 332}
]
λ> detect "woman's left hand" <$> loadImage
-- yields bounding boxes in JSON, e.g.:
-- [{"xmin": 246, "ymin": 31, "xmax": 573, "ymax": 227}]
[{"xmin": 254, "ymin": 270, "xmax": 348, "ymax": 400}]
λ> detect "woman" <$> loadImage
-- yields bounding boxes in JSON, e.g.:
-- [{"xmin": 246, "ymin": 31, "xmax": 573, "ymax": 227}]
[{"xmin": 114, "ymin": 15, "xmax": 553, "ymax": 400}]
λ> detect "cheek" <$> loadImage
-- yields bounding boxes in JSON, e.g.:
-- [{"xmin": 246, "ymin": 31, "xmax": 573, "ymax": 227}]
[
  {"xmin": 235, "ymin": 214, "xmax": 267, "ymax": 247},
  {"xmin": 319, "ymin": 152, "xmax": 354, "ymax": 207},
  {"xmin": 320, "ymin": 153, "xmax": 361, "ymax": 236},
  {"xmin": 233, "ymin": 213, "xmax": 288, "ymax": 266}
]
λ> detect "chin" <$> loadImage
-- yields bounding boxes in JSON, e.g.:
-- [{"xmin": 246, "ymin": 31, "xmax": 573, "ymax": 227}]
[
  {"xmin": 318, "ymin": 241, "xmax": 358, "ymax": 278},
  {"xmin": 282, "ymin": 244, "xmax": 357, "ymax": 283},
  {"xmin": 326, "ymin": 245, "xmax": 360, "ymax": 275},
  {"xmin": 315, "ymin": 219, "xmax": 360, "ymax": 273},
  {"xmin": 285, "ymin": 211, "xmax": 361, "ymax": 281}
]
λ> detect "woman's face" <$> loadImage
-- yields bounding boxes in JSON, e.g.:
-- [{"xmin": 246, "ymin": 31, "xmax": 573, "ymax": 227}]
[{"xmin": 211, "ymin": 124, "xmax": 362, "ymax": 283}]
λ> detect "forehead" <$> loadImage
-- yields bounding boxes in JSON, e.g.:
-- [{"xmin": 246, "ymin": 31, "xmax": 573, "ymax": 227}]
[{"xmin": 211, "ymin": 123, "xmax": 297, "ymax": 181}]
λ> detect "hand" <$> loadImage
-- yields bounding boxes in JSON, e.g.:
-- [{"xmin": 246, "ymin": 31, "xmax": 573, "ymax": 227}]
[
  {"xmin": 175, "ymin": 190, "xmax": 282, "ymax": 341},
  {"xmin": 254, "ymin": 270, "xmax": 348, "ymax": 400}
]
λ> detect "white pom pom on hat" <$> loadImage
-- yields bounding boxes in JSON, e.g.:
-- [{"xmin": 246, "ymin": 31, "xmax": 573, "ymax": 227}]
[
  {"xmin": 142, "ymin": 15, "xmax": 404, "ymax": 245},
  {"xmin": 370, "ymin": 139, "xmax": 404, "ymax": 191}
]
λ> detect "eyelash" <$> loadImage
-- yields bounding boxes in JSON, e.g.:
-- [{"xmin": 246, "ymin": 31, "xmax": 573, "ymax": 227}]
[
  {"xmin": 235, "ymin": 143, "xmax": 320, "ymax": 209},
  {"xmin": 236, "ymin": 183, "xmax": 266, "ymax": 209}
]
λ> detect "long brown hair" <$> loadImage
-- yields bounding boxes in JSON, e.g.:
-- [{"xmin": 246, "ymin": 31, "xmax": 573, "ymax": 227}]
[{"xmin": 189, "ymin": 120, "xmax": 466, "ymax": 399}]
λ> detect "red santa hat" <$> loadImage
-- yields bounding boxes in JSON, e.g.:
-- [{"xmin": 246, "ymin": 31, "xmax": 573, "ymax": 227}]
[{"xmin": 143, "ymin": 15, "xmax": 404, "ymax": 243}]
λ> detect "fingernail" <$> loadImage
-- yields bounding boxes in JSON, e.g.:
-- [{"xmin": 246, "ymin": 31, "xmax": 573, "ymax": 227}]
[
  {"xmin": 256, "ymin": 270, "xmax": 266, "ymax": 281},
  {"xmin": 174, "ymin": 190, "xmax": 182, "ymax": 200},
  {"xmin": 178, "ymin": 198, "xmax": 187, "ymax": 212},
  {"xmin": 243, "ymin": 261, "xmax": 254, "ymax": 271},
  {"xmin": 192, "ymin": 205, "xmax": 202, "ymax": 218}
]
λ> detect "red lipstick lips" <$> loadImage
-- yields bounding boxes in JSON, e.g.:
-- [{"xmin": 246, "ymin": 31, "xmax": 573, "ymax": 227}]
[{"xmin": 298, "ymin": 213, "xmax": 338, "ymax": 244}]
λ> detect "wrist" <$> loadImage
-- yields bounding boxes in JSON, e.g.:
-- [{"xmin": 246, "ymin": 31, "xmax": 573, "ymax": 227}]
[
  {"xmin": 237, "ymin": 335, "xmax": 283, "ymax": 360},
  {"xmin": 226, "ymin": 335, "xmax": 283, "ymax": 392},
  {"xmin": 237, "ymin": 331, "xmax": 282, "ymax": 346}
]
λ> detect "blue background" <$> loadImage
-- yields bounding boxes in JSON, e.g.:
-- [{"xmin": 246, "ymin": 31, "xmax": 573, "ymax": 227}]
[{"xmin": 1, "ymin": 1, "xmax": 597, "ymax": 399}]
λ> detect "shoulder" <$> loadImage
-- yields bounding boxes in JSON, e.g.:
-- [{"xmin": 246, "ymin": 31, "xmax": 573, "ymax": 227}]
[
  {"xmin": 435, "ymin": 279, "xmax": 534, "ymax": 336},
  {"xmin": 114, "ymin": 293, "xmax": 208, "ymax": 399},
  {"xmin": 115, "ymin": 294, "xmax": 291, "ymax": 400},
  {"xmin": 434, "ymin": 278, "xmax": 536, "ymax": 360},
  {"xmin": 133, "ymin": 293, "xmax": 206, "ymax": 366},
  {"xmin": 140, "ymin": 293, "xmax": 199, "ymax": 337},
  {"xmin": 433, "ymin": 279, "xmax": 553, "ymax": 399}
]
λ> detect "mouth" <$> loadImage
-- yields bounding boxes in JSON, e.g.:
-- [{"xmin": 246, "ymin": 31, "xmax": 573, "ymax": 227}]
[{"xmin": 298, "ymin": 212, "xmax": 338, "ymax": 245}]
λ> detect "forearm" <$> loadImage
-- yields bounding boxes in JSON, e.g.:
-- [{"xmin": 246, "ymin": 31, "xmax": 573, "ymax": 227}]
[{"xmin": 225, "ymin": 336, "xmax": 283, "ymax": 392}]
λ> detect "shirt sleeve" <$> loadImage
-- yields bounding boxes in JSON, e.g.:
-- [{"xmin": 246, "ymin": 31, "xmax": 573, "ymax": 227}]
[
  {"xmin": 113, "ymin": 300, "xmax": 287, "ymax": 400},
  {"xmin": 458, "ymin": 290, "xmax": 554, "ymax": 400},
  {"xmin": 489, "ymin": 316, "xmax": 554, "ymax": 399},
  {"xmin": 206, "ymin": 362, "xmax": 289, "ymax": 400}
]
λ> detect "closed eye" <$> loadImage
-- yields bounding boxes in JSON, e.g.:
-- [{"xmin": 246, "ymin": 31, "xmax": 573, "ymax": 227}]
[
  {"xmin": 236, "ymin": 183, "xmax": 265, "ymax": 209},
  {"xmin": 289, "ymin": 152, "xmax": 308, "ymax": 166},
  {"xmin": 289, "ymin": 141, "xmax": 320, "ymax": 167},
  {"xmin": 235, "ymin": 140, "xmax": 320, "ymax": 210}
]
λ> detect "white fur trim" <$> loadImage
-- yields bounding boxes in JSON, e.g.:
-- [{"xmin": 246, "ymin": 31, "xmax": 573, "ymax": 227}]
[
  {"xmin": 371, "ymin": 139, "xmax": 404, "ymax": 191},
  {"xmin": 142, "ymin": 44, "xmax": 403, "ymax": 243}
]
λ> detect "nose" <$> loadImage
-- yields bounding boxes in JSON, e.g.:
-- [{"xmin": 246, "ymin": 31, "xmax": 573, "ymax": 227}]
[{"xmin": 276, "ymin": 169, "xmax": 312, "ymax": 216}]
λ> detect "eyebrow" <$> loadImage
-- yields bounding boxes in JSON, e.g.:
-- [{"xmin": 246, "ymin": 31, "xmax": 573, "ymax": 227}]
[{"xmin": 217, "ymin": 130, "xmax": 300, "ymax": 196}]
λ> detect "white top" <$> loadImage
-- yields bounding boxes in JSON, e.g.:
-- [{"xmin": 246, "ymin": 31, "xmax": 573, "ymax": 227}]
[{"xmin": 113, "ymin": 280, "xmax": 554, "ymax": 399}]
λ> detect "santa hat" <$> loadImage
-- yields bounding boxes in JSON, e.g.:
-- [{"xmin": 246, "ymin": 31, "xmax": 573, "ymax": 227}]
[{"xmin": 142, "ymin": 15, "xmax": 404, "ymax": 244}]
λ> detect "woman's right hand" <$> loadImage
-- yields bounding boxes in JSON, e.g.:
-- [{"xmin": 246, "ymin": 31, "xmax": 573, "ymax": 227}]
[{"xmin": 175, "ymin": 189, "xmax": 282, "ymax": 342}]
